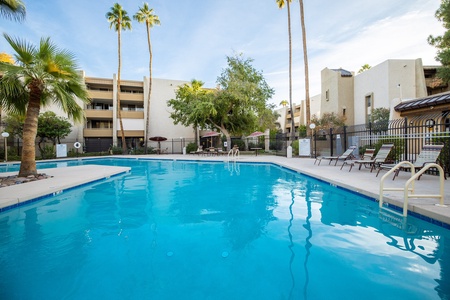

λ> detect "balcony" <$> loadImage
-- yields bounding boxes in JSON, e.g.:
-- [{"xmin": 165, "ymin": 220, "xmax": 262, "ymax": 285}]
[
  {"xmin": 120, "ymin": 92, "xmax": 144, "ymax": 101},
  {"xmin": 121, "ymin": 110, "xmax": 144, "ymax": 119},
  {"xmin": 83, "ymin": 128, "xmax": 113, "ymax": 137},
  {"xmin": 88, "ymin": 90, "xmax": 113, "ymax": 100},
  {"xmin": 85, "ymin": 109, "xmax": 113, "ymax": 119},
  {"xmin": 117, "ymin": 130, "xmax": 145, "ymax": 137}
]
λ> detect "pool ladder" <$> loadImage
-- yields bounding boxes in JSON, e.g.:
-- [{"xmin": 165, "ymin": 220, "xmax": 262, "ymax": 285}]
[
  {"xmin": 379, "ymin": 162, "xmax": 446, "ymax": 217},
  {"xmin": 227, "ymin": 148, "xmax": 240, "ymax": 160}
]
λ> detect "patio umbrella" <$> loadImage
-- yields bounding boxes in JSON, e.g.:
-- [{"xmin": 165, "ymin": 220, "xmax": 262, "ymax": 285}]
[
  {"xmin": 201, "ymin": 131, "xmax": 220, "ymax": 147},
  {"xmin": 149, "ymin": 136, "xmax": 167, "ymax": 151},
  {"xmin": 246, "ymin": 131, "xmax": 265, "ymax": 138}
]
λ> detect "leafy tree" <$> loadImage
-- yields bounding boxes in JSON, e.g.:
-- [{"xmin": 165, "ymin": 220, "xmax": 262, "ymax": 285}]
[
  {"xmin": 370, "ymin": 107, "xmax": 390, "ymax": 133},
  {"xmin": 106, "ymin": 3, "xmax": 132, "ymax": 154},
  {"xmin": 168, "ymin": 54, "xmax": 275, "ymax": 150},
  {"xmin": 428, "ymin": 0, "xmax": 450, "ymax": 83},
  {"xmin": 37, "ymin": 111, "xmax": 72, "ymax": 144},
  {"xmin": 133, "ymin": 3, "xmax": 160, "ymax": 153},
  {"xmin": 370, "ymin": 107, "xmax": 389, "ymax": 124},
  {"xmin": 358, "ymin": 64, "xmax": 371, "ymax": 73},
  {"xmin": 4, "ymin": 113, "xmax": 25, "ymax": 138},
  {"xmin": 0, "ymin": 34, "xmax": 90, "ymax": 177},
  {"xmin": 36, "ymin": 111, "xmax": 72, "ymax": 159},
  {"xmin": 0, "ymin": 0, "xmax": 25, "ymax": 21},
  {"xmin": 310, "ymin": 112, "xmax": 346, "ymax": 131},
  {"xmin": 168, "ymin": 79, "xmax": 213, "ymax": 145}
]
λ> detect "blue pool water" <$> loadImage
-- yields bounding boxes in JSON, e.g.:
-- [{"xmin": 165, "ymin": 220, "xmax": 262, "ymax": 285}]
[{"xmin": 0, "ymin": 159, "xmax": 449, "ymax": 299}]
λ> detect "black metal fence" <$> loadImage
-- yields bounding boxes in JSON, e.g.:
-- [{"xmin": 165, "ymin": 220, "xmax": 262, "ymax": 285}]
[
  {"xmin": 311, "ymin": 112, "xmax": 450, "ymax": 177},
  {"xmin": 4, "ymin": 112, "xmax": 448, "ymax": 173}
]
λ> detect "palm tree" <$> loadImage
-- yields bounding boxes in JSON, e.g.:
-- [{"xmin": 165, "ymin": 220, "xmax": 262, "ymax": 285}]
[
  {"xmin": 106, "ymin": 3, "xmax": 132, "ymax": 154},
  {"xmin": 358, "ymin": 64, "xmax": 371, "ymax": 74},
  {"xmin": 298, "ymin": 0, "xmax": 311, "ymax": 133},
  {"xmin": 276, "ymin": 0, "xmax": 296, "ymax": 141},
  {"xmin": 280, "ymin": 99, "xmax": 288, "ymax": 107},
  {"xmin": 0, "ymin": 0, "xmax": 25, "ymax": 21},
  {"xmin": 133, "ymin": 3, "xmax": 160, "ymax": 154},
  {"xmin": 0, "ymin": 33, "xmax": 90, "ymax": 177}
]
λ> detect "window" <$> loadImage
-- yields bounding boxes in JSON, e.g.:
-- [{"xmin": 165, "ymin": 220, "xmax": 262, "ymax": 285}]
[{"xmin": 325, "ymin": 89, "xmax": 329, "ymax": 102}]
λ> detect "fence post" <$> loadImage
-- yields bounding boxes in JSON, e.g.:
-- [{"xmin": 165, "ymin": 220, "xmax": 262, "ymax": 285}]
[
  {"xmin": 404, "ymin": 117, "xmax": 408, "ymax": 161},
  {"xmin": 329, "ymin": 128, "xmax": 334, "ymax": 156},
  {"xmin": 369, "ymin": 122, "xmax": 373, "ymax": 147},
  {"xmin": 343, "ymin": 126, "xmax": 347, "ymax": 150}
]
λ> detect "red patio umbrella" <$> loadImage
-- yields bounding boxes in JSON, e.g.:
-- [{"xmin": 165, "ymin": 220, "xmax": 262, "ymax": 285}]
[
  {"xmin": 201, "ymin": 131, "xmax": 221, "ymax": 147},
  {"xmin": 246, "ymin": 131, "xmax": 265, "ymax": 138},
  {"xmin": 149, "ymin": 136, "xmax": 167, "ymax": 152}
]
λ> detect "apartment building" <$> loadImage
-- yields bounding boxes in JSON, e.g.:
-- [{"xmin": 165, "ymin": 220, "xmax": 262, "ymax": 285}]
[{"xmin": 73, "ymin": 73, "xmax": 192, "ymax": 152}]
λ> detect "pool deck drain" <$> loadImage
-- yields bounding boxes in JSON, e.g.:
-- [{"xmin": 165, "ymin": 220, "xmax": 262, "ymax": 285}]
[{"xmin": 0, "ymin": 155, "xmax": 449, "ymax": 227}]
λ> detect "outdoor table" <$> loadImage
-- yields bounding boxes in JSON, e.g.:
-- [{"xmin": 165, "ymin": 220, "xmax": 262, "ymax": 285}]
[{"xmin": 251, "ymin": 147, "xmax": 262, "ymax": 156}]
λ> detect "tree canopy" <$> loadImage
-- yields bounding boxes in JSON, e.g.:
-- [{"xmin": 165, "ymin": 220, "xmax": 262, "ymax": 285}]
[
  {"xmin": 428, "ymin": 0, "xmax": 450, "ymax": 83},
  {"xmin": 168, "ymin": 54, "xmax": 276, "ymax": 150},
  {"xmin": 37, "ymin": 111, "xmax": 72, "ymax": 145},
  {"xmin": 311, "ymin": 112, "xmax": 346, "ymax": 131},
  {"xmin": 0, "ymin": 0, "xmax": 25, "ymax": 22}
]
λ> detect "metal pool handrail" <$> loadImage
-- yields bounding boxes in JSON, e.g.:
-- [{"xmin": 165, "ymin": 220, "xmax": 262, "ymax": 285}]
[{"xmin": 379, "ymin": 161, "xmax": 446, "ymax": 216}]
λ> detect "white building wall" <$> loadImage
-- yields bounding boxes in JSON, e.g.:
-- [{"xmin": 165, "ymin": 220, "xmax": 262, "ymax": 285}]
[
  {"xmin": 353, "ymin": 59, "xmax": 427, "ymax": 125},
  {"xmin": 149, "ymin": 78, "xmax": 193, "ymax": 140}
]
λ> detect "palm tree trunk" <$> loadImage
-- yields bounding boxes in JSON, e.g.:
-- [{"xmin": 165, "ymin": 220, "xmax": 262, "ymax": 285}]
[
  {"xmin": 299, "ymin": 0, "xmax": 311, "ymax": 134},
  {"xmin": 117, "ymin": 24, "xmax": 127, "ymax": 154},
  {"xmin": 144, "ymin": 21, "xmax": 152, "ymax": 154},
  {"xmin": 19, "ymin": 82, "xmax": 41, "ymax": 177},
  {"xmin": 287, "ymin": 1, "xmax": 295, "ymax": 141}
]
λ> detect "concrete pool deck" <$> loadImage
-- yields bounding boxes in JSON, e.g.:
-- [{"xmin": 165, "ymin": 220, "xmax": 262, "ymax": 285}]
[{"xmin": 0, "ymin": 154, "xmax": 449, "ymax": 227}]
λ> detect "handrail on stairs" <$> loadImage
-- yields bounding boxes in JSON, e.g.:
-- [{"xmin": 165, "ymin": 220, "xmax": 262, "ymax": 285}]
[{"xmin": 379, "ymin": 161, "xmax": 446, "ymax": 217}]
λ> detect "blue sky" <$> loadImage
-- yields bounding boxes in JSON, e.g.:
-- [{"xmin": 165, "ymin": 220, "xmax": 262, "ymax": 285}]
[{"xmin": 0, "ymin": 0, "xmax": 444, "ymax": 107}]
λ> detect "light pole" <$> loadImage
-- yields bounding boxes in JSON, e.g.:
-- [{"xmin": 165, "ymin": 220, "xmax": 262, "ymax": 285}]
[
  {"xmin": 2, "ymin": 132, "xmax": 9, "ymax": 162},
  {"xmin": 309, "ymin": 123, "xmax": 316, "ymax": 158}
]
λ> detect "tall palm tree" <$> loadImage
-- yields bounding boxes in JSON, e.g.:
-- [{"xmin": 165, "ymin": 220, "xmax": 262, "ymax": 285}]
[
  {"xmin": 106, "ymin": 3, "xmax": 132, "ymax": 154},
  {"xmin": 0, "ymin": 0, "xmax": 25, "ymax": 21},
  {"xmin": 298, "ymin": 0, "xmax": 311, "ymax": 133},
  {"xmin": 0, "ymin": 33, "xmax": 90, "ymax": 177},
  {"xmin": 276, "ymin": 0, "xmax": 296, "ymax": 141},
  {"xmin": 133, "ymin": 3, "xmax": 160, "ymax": 154}
]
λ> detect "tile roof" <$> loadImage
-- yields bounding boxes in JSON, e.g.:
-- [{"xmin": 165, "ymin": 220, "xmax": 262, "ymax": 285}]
[
  {"xmin": 394, "ymin": 91, "xmax": 450, "ymax": 112},
  {"xmin": 331, "ymin": 68, "xmax": 353, "ymax": 77}
]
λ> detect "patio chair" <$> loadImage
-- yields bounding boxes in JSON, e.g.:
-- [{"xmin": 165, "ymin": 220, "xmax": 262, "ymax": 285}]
[
  {"xmin": 314, "ymin": 145, "xmax": 357, "ymax": 166},
  {"xmin": 190, "ymin": 145, "xmax": 204, "ymax": 155},
  {"xmin": 376, "ymin": 144, "xmax": 444, "ymax": 180},
  {"xmin": 360, "ymin": 148, "xmax": 376, "ymax": 160},
  {"xmin": 340, "ymin": 144, "xmax": 394, "ymax": 172}
]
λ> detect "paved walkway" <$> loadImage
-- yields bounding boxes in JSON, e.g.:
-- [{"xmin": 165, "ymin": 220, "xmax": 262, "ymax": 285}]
[{"xmin": 0, "ymin": 155, "xmax": 449, "ymax": 226}]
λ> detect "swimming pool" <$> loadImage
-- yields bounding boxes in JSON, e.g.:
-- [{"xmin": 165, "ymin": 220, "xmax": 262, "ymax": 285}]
[{"xmin": 0, "ymin": 159, "xmax": 449, "ymax": 299}]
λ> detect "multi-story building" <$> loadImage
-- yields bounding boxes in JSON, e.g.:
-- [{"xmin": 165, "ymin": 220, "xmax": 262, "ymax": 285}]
[{"xmin": 41, "ymin": 73, "xmax": 193, "ymax": 152}]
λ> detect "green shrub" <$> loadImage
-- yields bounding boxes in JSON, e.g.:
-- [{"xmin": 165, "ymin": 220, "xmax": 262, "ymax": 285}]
[
  {"xmin": 40, "ymin": 145, "xmax": 55, "ymax": 159},
  {"xmin": 186, "ymin": 142, "xmax": 198, "ymax": 154},
  {"xmin": 291, "ymin": 140, "xmax": 299, "ymax": 155}
]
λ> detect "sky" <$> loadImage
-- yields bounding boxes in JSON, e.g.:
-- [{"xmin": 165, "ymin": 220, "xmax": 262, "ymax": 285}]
[{"xmin": 0, "ymin": 0, "xmax": 445, "ymax": 107}]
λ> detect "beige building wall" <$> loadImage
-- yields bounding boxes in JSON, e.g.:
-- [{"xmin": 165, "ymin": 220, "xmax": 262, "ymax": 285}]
[
  {"xmin": 353, "ymin": 59, "xmax": 427, "ymax": 125},
  {"xmin": 320, "ymin": 68, "xmax": 354, "ymax": 124}
]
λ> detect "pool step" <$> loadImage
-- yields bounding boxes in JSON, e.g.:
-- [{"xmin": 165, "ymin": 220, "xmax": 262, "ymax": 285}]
[{"xmin": 379, "ymin": 206, "xmax": 418, "ymax": 234}]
